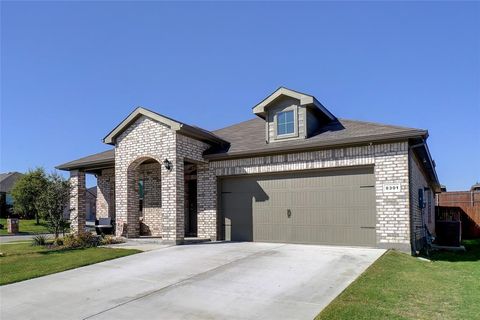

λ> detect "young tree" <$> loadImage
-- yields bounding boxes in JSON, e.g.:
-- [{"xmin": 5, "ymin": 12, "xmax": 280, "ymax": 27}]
[
  {"xmin": 10, "ymin": 168, "xmax": 48, "ymax": 224},
  {"xmin": 36, "ymin": 172, "xmax": 71, "ymax": 238}
]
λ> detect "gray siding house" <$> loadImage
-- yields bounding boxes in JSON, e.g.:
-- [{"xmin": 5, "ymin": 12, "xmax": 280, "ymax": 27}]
[{"xmin": 57, "ymin": 87, "xmax": 439, "ymax": 253}]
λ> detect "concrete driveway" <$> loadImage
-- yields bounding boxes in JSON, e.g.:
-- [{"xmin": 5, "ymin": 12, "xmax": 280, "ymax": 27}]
[{"xmin": 0, "ymin": 242, "xmax": 384, "ymax": 320}]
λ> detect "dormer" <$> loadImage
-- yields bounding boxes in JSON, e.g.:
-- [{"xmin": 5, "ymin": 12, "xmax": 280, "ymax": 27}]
[{"xmin": 253, "ymin": 87, "xmax": 337, "ymax": 143}]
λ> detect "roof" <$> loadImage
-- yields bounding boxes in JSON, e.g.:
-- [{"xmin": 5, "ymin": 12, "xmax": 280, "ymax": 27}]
[
  {"xmin": 0, "ymin": 172, "xmax": 24, "ymax": 193},
  {"xmin": 87, "ymin": 186, "xmax": 97, "ymax": 197},
  {"xmin": 103, "ymin": 107, "xmax": 229, "ymax": 147},
  {"xmin": 206, "ymin": 117, "xmax": 428, "ymax": 159},
  {"xmin": 56, "ymin": 149, "xmax": 114, "ymax": 171},
  {"xmin": 56, "ymin": 117, "xmax": 428, "ymax": 171},
  {"xmin": 252, "ymin": 87, "xmax": 336, "ymax": 121},
  {"xmin": 472, "ymin": 183, "xmax": 480, "ymax": 191}
]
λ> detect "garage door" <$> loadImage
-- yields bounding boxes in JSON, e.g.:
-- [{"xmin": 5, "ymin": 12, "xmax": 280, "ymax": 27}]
[{"xmin": 220, "ymin": 167, "xmax": 376, "ymax": 246}]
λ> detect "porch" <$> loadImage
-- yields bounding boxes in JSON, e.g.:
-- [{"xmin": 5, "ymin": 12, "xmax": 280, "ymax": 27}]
[{"xmin": 67, "ymin": 155, "xmax": 212, "ymax": 243}]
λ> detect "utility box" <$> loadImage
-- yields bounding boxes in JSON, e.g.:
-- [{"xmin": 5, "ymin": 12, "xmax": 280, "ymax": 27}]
[
  {"xmin": 435, "ymin": 221, "xmax": 461, "ymax": 247},
  {"xmin": 7, "ymin": 218, "xmax": 19, "ymax": 234}
]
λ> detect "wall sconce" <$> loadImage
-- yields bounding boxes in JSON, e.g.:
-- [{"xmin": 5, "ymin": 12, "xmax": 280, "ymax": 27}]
[{"xmin": 163, "ymin": 158, "xmax": 172, "ymax": 171}]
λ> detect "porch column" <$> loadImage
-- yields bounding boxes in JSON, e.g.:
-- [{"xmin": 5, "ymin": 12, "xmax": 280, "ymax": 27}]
[
  {"xmin": 69, "ymin": 170, "xmax": 86, "ymax": 234},
  {"xmin": 197, "ymin": 164, "xmax": 217, "ymax": 240},
  {"xmin": 161, "ymin": 155, "xmax": 185, "ymax": 243}
]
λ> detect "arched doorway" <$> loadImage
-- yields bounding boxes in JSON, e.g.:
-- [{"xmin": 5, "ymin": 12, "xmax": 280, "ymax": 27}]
[{"xmin": 126, "ymin": 156, "xmax": 162, "ymax": 237}]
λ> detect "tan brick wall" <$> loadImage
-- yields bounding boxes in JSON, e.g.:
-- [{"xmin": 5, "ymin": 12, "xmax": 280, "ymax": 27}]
[
  {"xmin": 409, "ymin": 150, "xmax": 435, "ymax": 250},
  {"xmin": 114, "ymin": 116, "xmax": 177, "ymax": 239},
  {"xmin": 96, "ymin": 168, "xmax": 115, "ymax": 219},
  {"xmin": 113, "ymin": 115, "xmax": 209, "ymax": 241},
  {"xmin": 176, "ymin": 134, "xmax": 210, "ymax": 238},
  {"xmin": 69, "ymin": 170, "xmax": 86, "ymax": 234}
]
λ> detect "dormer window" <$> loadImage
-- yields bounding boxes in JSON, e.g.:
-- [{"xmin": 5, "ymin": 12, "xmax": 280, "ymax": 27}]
[
  {"xmin": 252, "ymin": 87, "xmax": 337, "ymax": 143},
  {"xmin": 276, "ymin": 110, "xmax": 295, "ymax": 136}
]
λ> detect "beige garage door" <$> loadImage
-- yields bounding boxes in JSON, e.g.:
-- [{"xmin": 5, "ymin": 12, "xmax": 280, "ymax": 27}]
[{"xmin": 220, "ymin": 167, "xmax": 376, "ymax": 246}]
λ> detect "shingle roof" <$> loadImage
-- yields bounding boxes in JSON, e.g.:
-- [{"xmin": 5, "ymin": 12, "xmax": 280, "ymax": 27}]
[
  {"xmin": 56, "ymin": 117, "xmax": 427, "ymax": 169},
  {"xmin": 206, "ymin": 117, "xmax": 427, "ymax": 159},
  {"xmin": 0, "ymin": 172, "xmax": 24, "ymax": 193},
  {"xmin": 56, "ymin": 149, "xmax": 114, "ymax": 171}
]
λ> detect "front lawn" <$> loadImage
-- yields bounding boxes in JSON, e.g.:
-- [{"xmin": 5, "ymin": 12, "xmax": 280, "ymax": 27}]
[
  {"xmin": 0, "ymin": 218, "xmax": 51, "ymax": 235},
  {"xmin": 316, "ymin": 239, "xmax": 480, "ymax": 319},
  {"xmin": 0, "ymin": 241, "xmax": 140, "ymax": 285}
]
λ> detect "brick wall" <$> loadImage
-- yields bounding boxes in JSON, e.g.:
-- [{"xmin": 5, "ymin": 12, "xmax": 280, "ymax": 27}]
[
  {"xmin": 97, "ymin": 168, "xmax": 115, "ymax": 219},
  {"xmin": 409, "ymin": 150, "xmax": 435, "ymax": 250},
  {"xmin": 114, "ymin": 116, "xmax": 209, "ymax": 241},
  {"xmin": 69, "ymin": 170, "xmax": 86, "ymax": 233},
  {"xmin": 115, "ymin": 116, "xmax": 177, "ymax": 239},
  {"xmin": 176, "ymin": 134, "xmax": 210, "ymax": 238}
]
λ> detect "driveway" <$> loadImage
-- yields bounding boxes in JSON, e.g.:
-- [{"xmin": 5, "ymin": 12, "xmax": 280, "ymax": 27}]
[{"xmin": 0, "ymin": 242, "xmax": 384, "ymax": 320}]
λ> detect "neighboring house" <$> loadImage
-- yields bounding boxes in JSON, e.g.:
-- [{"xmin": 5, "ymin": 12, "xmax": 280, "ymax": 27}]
[
  {"xmin": 65, "ymin": 186, "xmax": 97, "ymax": 221},
  {"xmin": 0, "ymin": 172, "xmax": 24, "ymax": 218},
  {"xmin": 57, "ymin": 87, "xmax": 440, "ymax": 253},
  {"xmin": 436, "ymin": 183, "xmax": 480, "ymax": 239},
  {"xmin": 86, "ymin": 186, "xmax": 97, "ymax": 221}
]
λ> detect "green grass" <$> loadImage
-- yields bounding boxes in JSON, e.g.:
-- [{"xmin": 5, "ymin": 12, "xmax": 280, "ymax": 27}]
[
  {"xmin": 316, "ymin": 239, "xmax": 480, "ymax": 320},
  {"xmin": 0, "ymin": 241, "xmax": 140, "ymax": 285},
  {"xmin": 0, "ymin": 218, "xmax": 51, "ymax": 235}
]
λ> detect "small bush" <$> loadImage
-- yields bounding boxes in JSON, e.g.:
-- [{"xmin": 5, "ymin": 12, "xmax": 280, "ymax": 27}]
[
  {"xmin": 100, "ymin": 235, "xmax": 124, "ymax": 245},
  {"xmin": 63, "ymin": 233, "xmax": 101, "ymax": 249},
  {"xmin": 53, "ymin": 237, "xmax": 63, "ymax": 246},
  {"xmin": 62, "ymin": 234, "xmax": 79, "ymax": 248},
  {"xmin": 32, "ymin": 234, "xmax": 47, "ymax": 246}
]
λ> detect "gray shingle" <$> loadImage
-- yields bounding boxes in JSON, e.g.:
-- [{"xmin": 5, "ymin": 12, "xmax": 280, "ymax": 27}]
[{"xmin": 57, "ymin": 117, "xmax": 426, "ymax": 170}]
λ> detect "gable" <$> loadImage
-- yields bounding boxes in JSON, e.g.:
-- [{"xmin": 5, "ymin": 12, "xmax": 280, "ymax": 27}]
[
  {"xmin": 252, "ymin": 87, "xmax": 336, "ymax": 121},
  {"xmin": 103, "ymin": 107, "xmax": 228, "ymax": 147},
  {"xmin": 252, "ymin": 88, "xmax": 337, "ymax": 143}
]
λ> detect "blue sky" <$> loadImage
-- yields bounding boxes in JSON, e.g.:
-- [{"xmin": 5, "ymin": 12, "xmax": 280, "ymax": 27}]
[{"xmin": 1, "ymin": 1, "xmax": 479, "ymax": 190}]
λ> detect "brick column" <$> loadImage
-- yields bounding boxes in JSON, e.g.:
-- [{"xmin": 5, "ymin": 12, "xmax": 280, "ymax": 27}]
[
  {"xmin": 161, "ymin": 155, "xmax": 185, "ymax": 243},
  {"xmin": 70, "ymin": 170, "xmax": 86, "ymax": 234},
  {"xmin": 197, "ymin": 164, "xmax": 217, "ymax": 240}
]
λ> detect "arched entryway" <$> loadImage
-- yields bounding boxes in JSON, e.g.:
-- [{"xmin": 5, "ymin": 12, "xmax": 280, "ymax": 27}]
[{"xmin": 126, "ymin": 156, "xmax": 162, "ymax": 237}]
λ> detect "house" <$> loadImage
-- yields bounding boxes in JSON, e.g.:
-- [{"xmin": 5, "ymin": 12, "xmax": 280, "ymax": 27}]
[
  {"xmin": 86, "ymin": 186, "xmax": 97, "ymax": 221},
  {"xmin": 57, "ymin": 87, "xmax": 440, "ymax": 253},
  {"xmin": 0, "ymin": 172, "xmax": 24, "ymax": 217},
  {"xmin": 436, "ymin": 183, "xmax": 480, "ymax": 239}
]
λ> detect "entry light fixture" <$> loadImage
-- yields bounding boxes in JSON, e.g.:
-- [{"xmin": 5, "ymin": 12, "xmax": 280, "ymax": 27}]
[{"xmin": 163, "ymin": 158, "xmax": 172, "ymax": 171}]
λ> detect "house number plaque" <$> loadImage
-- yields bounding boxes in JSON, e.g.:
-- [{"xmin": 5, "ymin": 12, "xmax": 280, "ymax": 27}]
[{"xmin": 383, "ymin": 183, "xmax": 401, "ymax": 192}]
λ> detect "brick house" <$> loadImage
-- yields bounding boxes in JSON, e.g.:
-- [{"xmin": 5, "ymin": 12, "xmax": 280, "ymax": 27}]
[{"xmin": 57, "ymin": 87, "xmax": 440, "ymax": 253}]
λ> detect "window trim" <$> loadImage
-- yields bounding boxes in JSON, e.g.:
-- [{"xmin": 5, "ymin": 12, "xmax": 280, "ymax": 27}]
[{"xmin": 274, "ymin": 107, "xmax": 298, "ymax": 139}]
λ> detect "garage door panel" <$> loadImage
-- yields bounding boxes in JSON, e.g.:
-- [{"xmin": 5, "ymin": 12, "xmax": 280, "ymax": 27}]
[
  {"xmin": 221, "ymin": 167, "xmax": 376, "ymax": 247},
  {"xmin": 289, "ymin": 225, "xmax": 376, "ymax": 246}
]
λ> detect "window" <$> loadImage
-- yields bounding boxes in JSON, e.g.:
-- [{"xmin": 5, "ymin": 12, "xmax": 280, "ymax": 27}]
[
  {"xmin": 277, "ymin": 110, "xmax": 295, "ymax": 135},
  {"xmin": 138, "ymin": 179, "xmax": 144, "ymax": 213}
]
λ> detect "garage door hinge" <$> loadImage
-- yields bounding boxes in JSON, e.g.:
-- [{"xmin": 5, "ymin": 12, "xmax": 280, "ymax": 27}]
[{"xmin": 359, "ymin": 185, "xmax": 375, "ymax": 188}]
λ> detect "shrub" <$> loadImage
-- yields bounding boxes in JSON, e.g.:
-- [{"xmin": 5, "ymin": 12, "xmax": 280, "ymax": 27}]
[
  {"xmin": 53, "ymin": 237, "xmax": 63, "ymax": 246},
  {"xmin": 62, "ymin": 234, "xmax": 79, "ymax": 248},
  {"xmin": 63, "ymin": 233, "xmax": 101, "ymax": 249},
  {"xmin": 100, "ymin": 235, "xmax": 124, "ymax": 245},
  {"xmin": 32, "ymin": 234, "xmax": 47, "ymax": 246}
]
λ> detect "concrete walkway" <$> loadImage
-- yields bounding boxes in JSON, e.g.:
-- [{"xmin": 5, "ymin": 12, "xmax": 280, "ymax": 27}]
[{"xmin": 0, "ymin": 242, "xmax": 385, "ymax": 320}]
